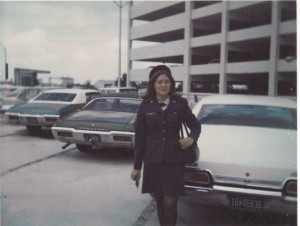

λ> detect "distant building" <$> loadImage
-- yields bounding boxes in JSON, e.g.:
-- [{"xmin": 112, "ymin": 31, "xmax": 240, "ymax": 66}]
[
  {"xmin": 48, "ymin": 76, "xmax": 74, "ymax": 87},
  {"xmin": 14, "ymin": 68, "xmax": 50, "ymax": 87},
  {"xmin": 127, "ymin": 1, "xmax": 296, "ymax": 99},
  {"xmin": 94, "ymin": 80, "xmax": 115, "ymax": 89}
]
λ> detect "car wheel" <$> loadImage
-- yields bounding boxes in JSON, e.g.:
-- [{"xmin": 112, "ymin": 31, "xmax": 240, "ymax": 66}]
[
  {"xmin": 26, "ymin": 125, "xmax": 42, "ymax": 134},
  {"xmin": 76, "ymin": 144, "xmax": 93, "ymax": 152}
]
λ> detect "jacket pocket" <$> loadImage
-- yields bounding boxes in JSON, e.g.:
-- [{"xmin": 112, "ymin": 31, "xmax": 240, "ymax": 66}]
[
  {"xmin": 145, "ymin": 112, "xmax": 160, "ymax": 127},
  {"xmin": 144, "ymin": 140, "xmax": 164, "ymax": 164},
  {"xmin": 165, "ymin": 139, "xmax": 184, "ymax": 163}
]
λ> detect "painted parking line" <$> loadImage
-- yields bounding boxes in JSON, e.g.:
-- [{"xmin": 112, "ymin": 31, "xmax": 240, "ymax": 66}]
[
  {"xmin": 132, "ymin": 198, "xmax": 156, "ymax": 226},
  {"xmin": 0, "ymin": 148, "xmax": 75, "ymax": 177}
]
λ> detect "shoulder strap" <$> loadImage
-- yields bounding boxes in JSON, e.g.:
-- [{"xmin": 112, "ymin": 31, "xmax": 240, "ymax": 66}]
[{"xmin": 180, "ymin": 122, "xmax": 189, "ymax": 138}]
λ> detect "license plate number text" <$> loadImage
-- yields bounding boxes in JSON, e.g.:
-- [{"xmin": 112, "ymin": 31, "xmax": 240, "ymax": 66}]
[
  {"xmin": 84, "ymin": 134, "xmax": 101, "ymax": 143},
  {"xmin": 27, "ymin": 117, "xmax": 38, "ymax": 124},
  {"xmin": 229, "ymin": 195, "xmax": 264, "ymax": 212}
]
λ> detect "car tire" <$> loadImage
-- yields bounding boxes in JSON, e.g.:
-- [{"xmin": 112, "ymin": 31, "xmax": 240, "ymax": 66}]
[
  {"xmin": 76, "ymin": 144, "xmax": 93, "ymax": 152},
  {"xmin": 26, "ymin": 125, "xmax": 42, "ymax": 134}
]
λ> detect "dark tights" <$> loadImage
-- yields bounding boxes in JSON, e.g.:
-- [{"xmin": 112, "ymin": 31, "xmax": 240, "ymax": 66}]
[{"xmin": 154, "ymin": 193, "xmax": 178, "ymax": 226}]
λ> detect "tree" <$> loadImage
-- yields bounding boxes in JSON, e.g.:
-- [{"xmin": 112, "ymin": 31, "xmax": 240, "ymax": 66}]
[
  {"xmin": 81, "ymin": 80, "xmax": 96, "ymax": 89},
  {"xmin": 114, "ymin": 73, "xmax": 127, "ymax": 87},
  {"xmin": 121, "ymin": 73, "xmax": 127, "ymax": 87}
]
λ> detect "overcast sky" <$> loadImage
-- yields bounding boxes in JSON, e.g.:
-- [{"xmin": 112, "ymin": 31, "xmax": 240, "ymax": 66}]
[{"xmin": 0, "ymin": 1, "xmax": 131, "ymax": 84}]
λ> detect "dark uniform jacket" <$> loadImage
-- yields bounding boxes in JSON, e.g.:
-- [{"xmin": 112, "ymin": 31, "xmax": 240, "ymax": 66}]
[{"xmin": 134, "ymin": 96, "xmax": 201, "ymax": 170}]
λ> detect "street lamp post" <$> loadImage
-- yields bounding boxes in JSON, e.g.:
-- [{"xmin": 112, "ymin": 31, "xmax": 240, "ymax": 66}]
[
  {"xmin": 0, "ymin": 43, "xmax": 7, "ymax": 81},
  {"xmin": 113, "ymin": 1, "xmax": 129, "ymax": 88}
]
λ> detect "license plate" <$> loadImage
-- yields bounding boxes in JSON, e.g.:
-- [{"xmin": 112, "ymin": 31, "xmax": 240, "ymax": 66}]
[
  {"xmin": 84, "ymin": 134, "xmax": 101, "ymax": 143},
  {"xmin": 27, "ymin": 117, "xmax": 38, "ymax": 124},
  {"xmin": 229, "ymin": 195, "xmax": 265, "ymax": 212}
]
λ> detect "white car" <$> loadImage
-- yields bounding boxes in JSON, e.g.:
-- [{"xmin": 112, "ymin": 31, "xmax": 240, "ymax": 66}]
[
  {"xmin": 1, "ymin": 86, "xmax": 62, "ymax": 112},
  {"xmin": 184, "ymin": 95, "xmax": 297, "ymax": 215},
  {"xmin": 0, "ymin": 85, "xmax": 25, "ymax": 109},
  {"xmin": 5, "ymin": 89, "xmax": 101, "ymax": 134}
]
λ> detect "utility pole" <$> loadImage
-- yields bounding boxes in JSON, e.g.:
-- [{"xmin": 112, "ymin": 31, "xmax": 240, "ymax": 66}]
[
  {"xmin": 113, "ymin": 1, "xmax": 129, "ymax": 88},
  {"xmin": 0, "ymin": 43, "xmax": 7, "ymax": 81}
]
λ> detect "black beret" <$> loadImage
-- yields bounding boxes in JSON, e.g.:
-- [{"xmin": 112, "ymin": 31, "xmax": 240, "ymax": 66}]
[{"xmin": 149, "ymin": 65, "xmax": 171, "ymax": 79}]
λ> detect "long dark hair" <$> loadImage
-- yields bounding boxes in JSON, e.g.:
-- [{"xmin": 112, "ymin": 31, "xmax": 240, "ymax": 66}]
[{"xmin": 142, "ymin": 69, "xmax": 181, "ymax": 102}]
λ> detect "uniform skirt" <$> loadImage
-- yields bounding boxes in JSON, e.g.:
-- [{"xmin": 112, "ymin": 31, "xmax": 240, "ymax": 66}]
[{"xmin": 142, "ymin": 162, "xmax": 185, "ymax": 197}]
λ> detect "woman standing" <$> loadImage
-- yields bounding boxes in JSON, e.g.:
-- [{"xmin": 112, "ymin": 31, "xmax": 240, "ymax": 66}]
[{"xmin": 131, "ymin": 65, "xmax": 201, "ymax": 226}]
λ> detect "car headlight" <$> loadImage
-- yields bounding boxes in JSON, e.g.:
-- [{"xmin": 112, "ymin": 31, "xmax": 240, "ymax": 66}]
[{"xmin": 283, "ymin": 180, "xmax": 297, "ymax": 196}]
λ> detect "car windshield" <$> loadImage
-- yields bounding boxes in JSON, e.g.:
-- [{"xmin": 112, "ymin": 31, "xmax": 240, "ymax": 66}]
[
  {"xmin": 34, "ymin": 92, "xmax": 76, "ymax": 102},
  {"xmin": 198, "ymin": 104, "xmax": 297, "ymax": 130},
  {"xmin": 84, "ymin": 98, "xmax": 141, "ymax": 113}
]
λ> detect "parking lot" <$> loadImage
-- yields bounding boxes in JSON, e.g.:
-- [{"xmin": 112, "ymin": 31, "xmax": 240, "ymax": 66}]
[{"xmin": 0, "ymin": 115, "xmax": 296, "ymax": 226}]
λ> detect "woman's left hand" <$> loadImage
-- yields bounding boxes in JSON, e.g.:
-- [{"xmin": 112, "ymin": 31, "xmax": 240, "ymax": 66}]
[{"xmin": 179, "ymin": 137, "xmax": 194, "ymax": 150}]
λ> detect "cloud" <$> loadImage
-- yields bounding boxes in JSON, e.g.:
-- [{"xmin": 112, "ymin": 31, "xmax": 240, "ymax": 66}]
[
  {"xmin": 2, "ymin": 1, "xmax": 129, "ymax": 84},
  {"xmin": 7, "ymin": 29, "xmax": 47, "ymax": 48},
  {"xmin": 5, "ymin": 29, "xmax": 58, "ymax": 69}
]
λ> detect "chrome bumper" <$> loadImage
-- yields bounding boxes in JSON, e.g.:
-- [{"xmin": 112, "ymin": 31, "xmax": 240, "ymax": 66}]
[
  {"xmin": 5, "ymin": 113, "xmax": 59, "ymax": 127},
  {"xmin": 184, "ymin": 184, "xmax": 297, "ymax": 215},
  {"xmin": 52, "ymin": 126, "xmax": 135, "ymax": 148}
]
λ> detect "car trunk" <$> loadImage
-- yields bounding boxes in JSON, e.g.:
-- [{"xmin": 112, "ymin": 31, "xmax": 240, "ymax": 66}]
[
  {"xmin": 61, "ymin": 110, "xmax": 135, "ymax": 132},
  {"xmin": 197, "ymin": 125, "xmax": 297, "ymax": 189}
]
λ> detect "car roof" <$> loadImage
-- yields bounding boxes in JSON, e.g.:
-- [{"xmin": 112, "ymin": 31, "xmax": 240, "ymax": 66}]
[
  {"xmin": 42, "ymin": 88, "xmax": 99, "ymax": 94},
  {"xmin": 198, "ymin": 94, "xmax": 296, "ymax": 109},
  {"xmin": 100, "ymin": 86, "xmax": 135, "ymax": 89},
  {"xmin": 98, "ymin": 92, "xmax": 139, "ymax": 99}
]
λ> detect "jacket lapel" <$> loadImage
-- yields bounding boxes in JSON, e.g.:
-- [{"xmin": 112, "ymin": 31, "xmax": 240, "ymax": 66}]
[
  {"xmin": 150, "ymin": 99, "xmax": 163, "ymax": 113},
  {"xmin": 164, "ymin": 97, "xmax": 177, "ymax": 113}
]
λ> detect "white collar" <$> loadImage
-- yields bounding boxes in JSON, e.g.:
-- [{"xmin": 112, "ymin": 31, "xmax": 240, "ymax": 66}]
[{"xmin": 160, "ymin": 96, "xmax": 170, "ymax": 110}]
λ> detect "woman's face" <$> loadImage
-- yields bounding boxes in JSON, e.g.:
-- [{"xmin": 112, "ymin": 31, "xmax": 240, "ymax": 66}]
[{"xmin": 154, "ymin": 74, "xmax": 171, "ymax": 98}]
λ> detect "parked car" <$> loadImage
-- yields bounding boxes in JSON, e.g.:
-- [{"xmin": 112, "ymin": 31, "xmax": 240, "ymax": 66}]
[
  {"xmin": 1, "ymin": 86, "xmax": 62, "ymax": 112},
  {"xmin": 5, "ymin": 89, "xmax": 101, "ymax": 133},
  {"xmin": 0, "ymin": 85, "xmax": 25, "ymax": 110},
  {"xmin": 51, "ymin": 92, "xmax": 141, "ymax": 152},
  {"xmin": 98, "ymin": 87, "xmax": 137, "ymax": 95},
  {"xmin": 184, "ymin": 95, "xmax": 297, "ymax": 215}
]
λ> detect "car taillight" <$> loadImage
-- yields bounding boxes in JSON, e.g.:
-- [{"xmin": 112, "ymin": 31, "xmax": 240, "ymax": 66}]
[
  {"xmin": 9, "ymin": 115, "xmax": 19, "ymax": 120},
  {"xmin": 284, "ymin": 180, "xmax": 297, "ymax": 196},
  {"xmin": 185, "ymin": 170, "xmax": 212, "ymax": 186},
  {"xmin": 45, "ymin": 117, "xmax": 58, "ymax": 122},
  {"xmin": 113, "ymin": 135, "xmax": 131, "ymax": 142},
  {"xmin": 57, "ymin": 131, "xmax": 73, "ymax": 137}
]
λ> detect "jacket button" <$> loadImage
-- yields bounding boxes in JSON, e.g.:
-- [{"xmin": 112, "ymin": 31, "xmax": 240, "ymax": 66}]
[
  {"xmin": 162, "ymin": 137, "xmax": 166, "ymax": 141},
  {"xmin": 162, "ymin": 129, "xmax": 165, "ymax": 132}
]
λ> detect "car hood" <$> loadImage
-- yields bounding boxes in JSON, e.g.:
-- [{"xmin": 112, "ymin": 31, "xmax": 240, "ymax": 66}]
[
  {"xmin": 57, "ymin": 110, "xmax": 136, "ymax": 132},
  {"xmin": 7, "ymin": 102, "xmax": 68, "ymax": 115},
  {"xmin": 197, "ymin": 125, "xmax": 297, "ymax": 189}
]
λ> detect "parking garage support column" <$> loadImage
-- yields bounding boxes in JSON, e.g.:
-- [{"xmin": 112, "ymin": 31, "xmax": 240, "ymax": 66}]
[
  {"xmin": 219, "ymin": 1, "xmax": 229, "ymax": 94},
  {"xmin": 268, "ymin": 1, "xmax": 280, "ymax": 96},
  {"xmin": 182, "ymin": 1, "xmax": 192, "ymax": 96}
]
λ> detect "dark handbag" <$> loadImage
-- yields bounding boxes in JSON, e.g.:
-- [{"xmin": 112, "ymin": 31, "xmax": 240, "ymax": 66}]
[{"xmin": 180, "ymin": 122, "xmax": 200, "ymax": 164}]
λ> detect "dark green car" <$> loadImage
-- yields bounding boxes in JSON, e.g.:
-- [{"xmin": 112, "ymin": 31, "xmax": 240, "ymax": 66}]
[{"xmin": 51, "ymin": 92, "xmax": 141, "ymax": 152}]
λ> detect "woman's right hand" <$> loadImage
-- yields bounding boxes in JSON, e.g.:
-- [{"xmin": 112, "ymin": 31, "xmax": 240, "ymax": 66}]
[{"xmin": 131, "ymin": 169, "xmax": 141, "ymax": 181}]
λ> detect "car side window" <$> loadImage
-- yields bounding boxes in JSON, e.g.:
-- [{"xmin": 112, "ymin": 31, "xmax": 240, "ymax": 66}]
[
  {"xmin": 107, "ymin": 90, "xmax": 116, "ymax": 94},
  {"xmin": 85, "ymin": 92, "xmax": 101, "ymax": 103}
]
